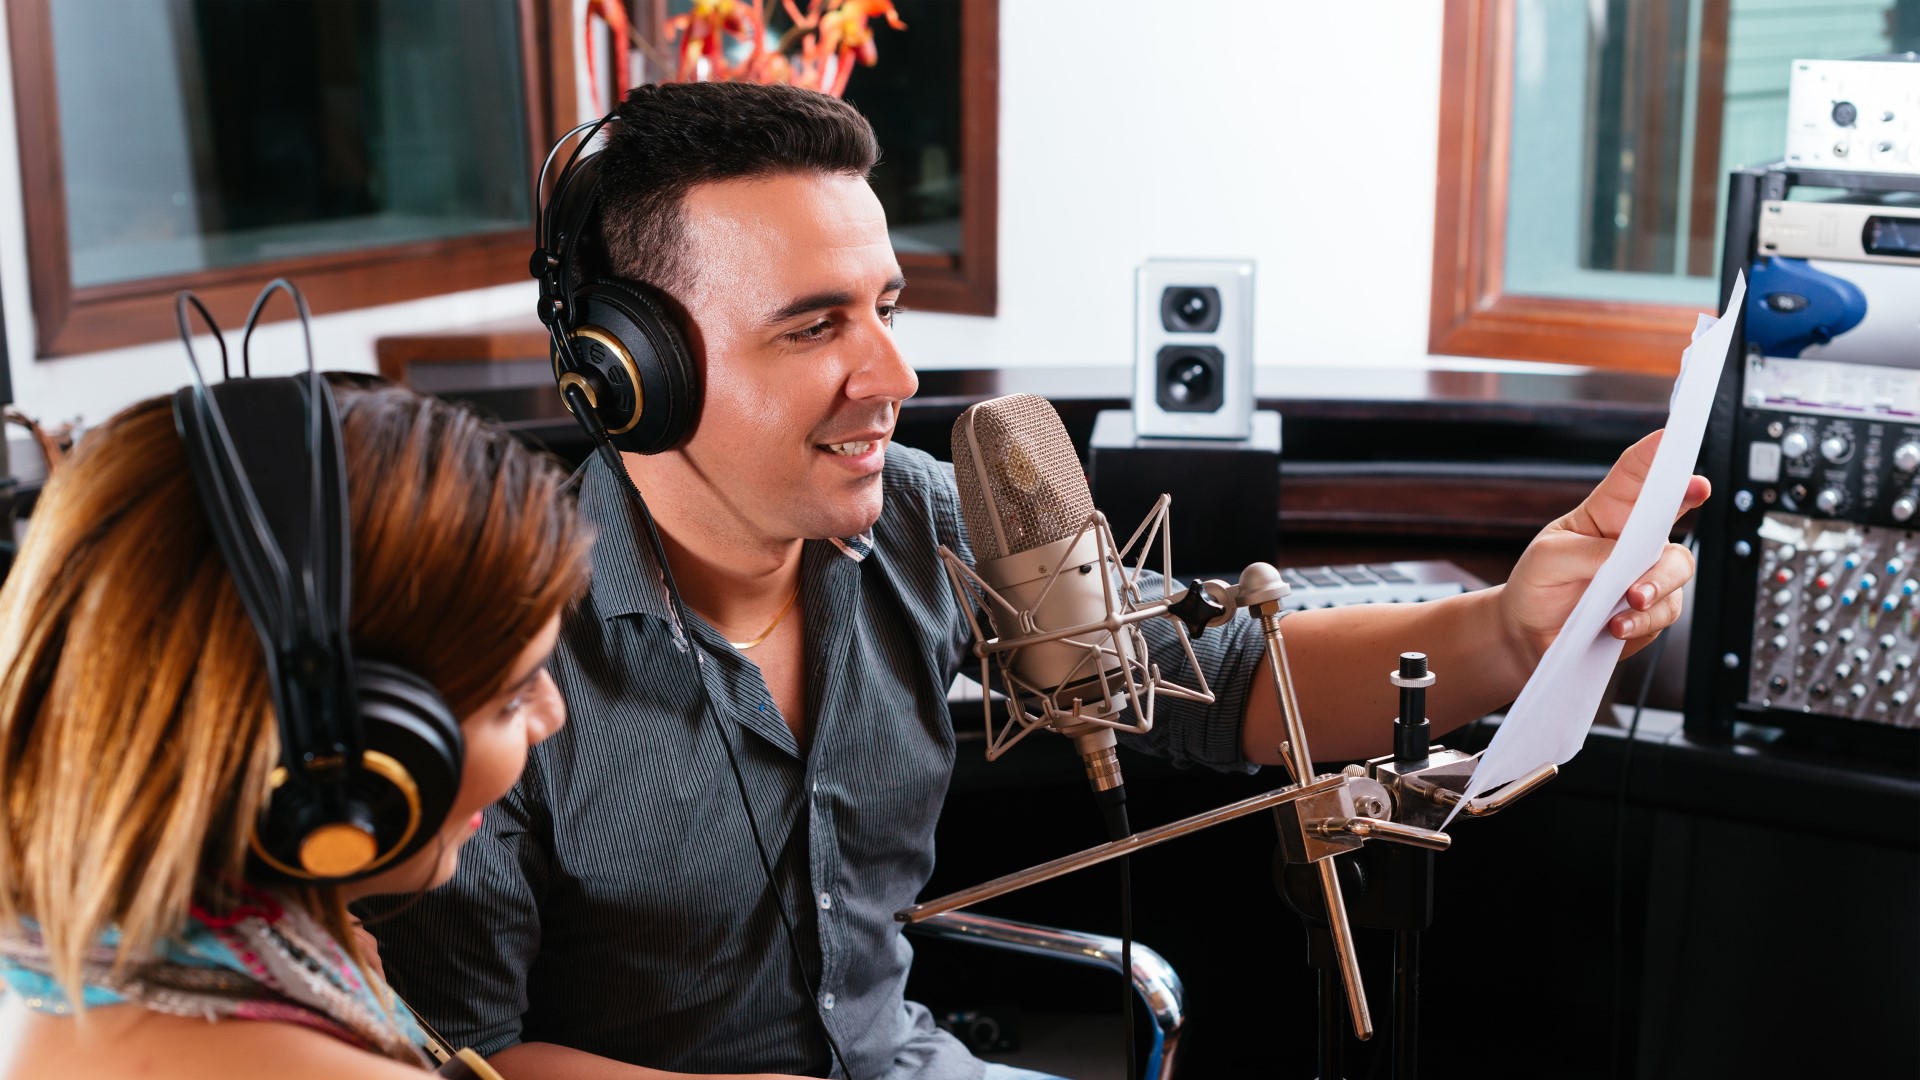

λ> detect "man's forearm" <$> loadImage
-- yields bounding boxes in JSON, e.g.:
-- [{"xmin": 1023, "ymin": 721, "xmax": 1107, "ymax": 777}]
[
  {"xmin": 1237, "ymin": 585, "xmax": 1533, "ymax": 767},
  {"xmin": 489, "ymin": 1041, "xmax": 816, "ymax": 1080}
]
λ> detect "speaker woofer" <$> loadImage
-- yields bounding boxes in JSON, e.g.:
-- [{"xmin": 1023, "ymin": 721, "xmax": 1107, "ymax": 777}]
[{"xmin": 1155, "ymin": 345, "xmax": 1225, "ymax": 413}]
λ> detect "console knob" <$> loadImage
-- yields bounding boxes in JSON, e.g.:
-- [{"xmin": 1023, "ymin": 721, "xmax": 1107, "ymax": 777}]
[
  {"xmin": 1782, "ymin": 431, "xmax": 1812, "ymax": 459},
  {"xmin": 1773, "ymin": 587, "xmax": 1794, "ymax": 606},
  {"xmin": 1771, "ymin": 634, "xmax": 1790, "ymax": 652},
  {"xmin": 1899, "ymin": 654, "xmax": 1913, "ymax": 671},
  {"xmin": 1820, "ymin": 434, "xmax": 1850, "ymax": 463},
  {"xmin": 1896, "ymin": 443, "xmax": 1920, "ymax": 473},
  {"xmin": 1854, "ymin": 647, "xmax": 1872, "ymax": 665},
  {"xmin": 1813, "ymin": 618, "xmax": 1832, "ymax": 635},
  {"xmin": 1816, "ymin": 488, "xmax": 1845, "ymax": 514},
  {"xmin": 1773, "ymin": 612, "xmax": 1792, "ymax": 629},
  {"xmin": 1882, "ymin": 634, "xmax": 1899, "ymax": 650},
  {"xmin": 1895, "ymin": 689, "xmax": 1913, "ymax": 707},
  {"xmin": 1812, "ymin": 639, "xmax": 1832, "ymax": 657},
  {"xmin": 1850, "ymin": 683, "xmax": 1869, "ymax": 700},
  {"xmin": 1839, "ymin": 628, "xmax": 1857, "ymax": 644},
  {"xmin": 1878, "ymin": 669, "xmax": 1895, "ymax": 686},
  {"xmin": 1835, "ymin": 662, "xmax": 1854, "ymax": 679},
  {"xmin": 1895, "ymin": 496, "xmax": 1918, "ymax": 523},
  {"xmin": 1810, "ymin": 681, "xmax": 1832, "ymax": 699}
]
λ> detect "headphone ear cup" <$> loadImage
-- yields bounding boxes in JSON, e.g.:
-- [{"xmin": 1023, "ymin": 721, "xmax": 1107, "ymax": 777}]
[
  {"xmin": 247, "ymin": 659, "xmax": 463, "ymax": 885},
  {"xmin": 351, "ymin": 658, "xmax": 464, "ymax": 866},
  {"xmin": 558, "ymin": 278, "xmax": 701, "ymax": 455}
]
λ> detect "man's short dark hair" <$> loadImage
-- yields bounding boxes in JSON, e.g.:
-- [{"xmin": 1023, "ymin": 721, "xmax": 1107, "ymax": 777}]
[{"xmin": 592, "ymin": 82, "xmax": 881, "ymax": 299}]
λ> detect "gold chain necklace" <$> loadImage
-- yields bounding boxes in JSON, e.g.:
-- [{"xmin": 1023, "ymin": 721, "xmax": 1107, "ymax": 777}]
[{"xmin": 726, "ymin": 584, "xmax": 801, "ymax": 650}]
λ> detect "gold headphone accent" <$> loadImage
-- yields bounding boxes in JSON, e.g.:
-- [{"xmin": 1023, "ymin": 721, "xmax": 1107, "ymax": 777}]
[
  {"xmin": 558, "ymin": 372, "xmax": 598, "ymax": 410},
  {"xmin": 565, "ymin": 324, "xmax": 646, "ymax": 435},
  {"xmin": 299, "ymin": 823, "xmax": 380, "ymax": 878},
  {"xmin": 249, "ymin": 750, "xmax": 423, "ymax": 880}
]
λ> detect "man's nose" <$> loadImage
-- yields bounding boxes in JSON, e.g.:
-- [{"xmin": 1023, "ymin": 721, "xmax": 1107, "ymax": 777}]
[{"xmin": 848, "ymin": 321, "xmax": 918, "ymax": 404}]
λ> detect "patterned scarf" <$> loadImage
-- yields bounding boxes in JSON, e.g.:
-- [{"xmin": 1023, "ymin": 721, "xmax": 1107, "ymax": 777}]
[{"xmin": 0, "ymin": 888, "xmax": 431, "ymax": 1068}]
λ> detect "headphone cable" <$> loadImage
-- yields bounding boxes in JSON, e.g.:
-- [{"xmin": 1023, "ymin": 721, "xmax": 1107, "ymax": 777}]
[{"xmin": 565, "ymin": 387, "xmax": 855, "ymax": 1080}]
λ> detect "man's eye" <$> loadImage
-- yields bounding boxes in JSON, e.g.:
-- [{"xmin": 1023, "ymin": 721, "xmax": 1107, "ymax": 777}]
[
  {"xmin": 880, "ymin": 304, "xmax": 902, "ymax": 328},
  {"xmin": 787, "ymin": 319, "xmax": 832, "ymax": 343}
]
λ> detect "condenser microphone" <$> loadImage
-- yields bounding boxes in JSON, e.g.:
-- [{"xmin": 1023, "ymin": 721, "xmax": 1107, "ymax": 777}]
[{"xmin": 948, "ymin": 394, "xmax": 1192, "ymax": 840}]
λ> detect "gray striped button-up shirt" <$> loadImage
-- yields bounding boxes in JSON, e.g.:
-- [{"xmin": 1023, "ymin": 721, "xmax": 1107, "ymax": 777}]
[{"xmin": 367, "ymin": 445, "xmax": 1264, "ymax": 1079}]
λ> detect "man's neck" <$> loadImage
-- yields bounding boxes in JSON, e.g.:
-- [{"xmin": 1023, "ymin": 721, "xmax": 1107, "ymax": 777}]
[{"xmin": 619, "ymin": 451, "xmax": 803, "ymax": 626}]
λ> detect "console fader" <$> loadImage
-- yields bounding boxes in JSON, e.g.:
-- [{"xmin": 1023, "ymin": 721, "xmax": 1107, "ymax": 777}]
[{"xmin": 1734, "ymin": 387, "xmax": 1920, "ymax": 727}]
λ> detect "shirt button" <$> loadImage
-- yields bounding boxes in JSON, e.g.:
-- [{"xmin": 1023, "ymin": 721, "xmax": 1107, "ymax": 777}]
[
  {"xmin": 818, "ymin": 891, "xmax": 832, "ymax": 911},
  {"xmin": 821, "ymin": 992, "xmax": 836, "ymax": 1010}
]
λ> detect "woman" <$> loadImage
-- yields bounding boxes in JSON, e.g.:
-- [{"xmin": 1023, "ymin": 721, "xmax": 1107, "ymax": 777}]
[{"xmin": 0, "ymin": 378, "xmax": 594, "ymax": 1079}]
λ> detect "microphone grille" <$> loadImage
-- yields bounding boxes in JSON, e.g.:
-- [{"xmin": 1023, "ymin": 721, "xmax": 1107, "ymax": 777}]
[{"xmin": 951, "ymin": 394, "xmax": 1094, "ymax": 561}]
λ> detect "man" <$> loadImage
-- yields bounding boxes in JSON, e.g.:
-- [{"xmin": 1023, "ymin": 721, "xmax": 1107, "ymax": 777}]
[{"xmin": 368, "ymin": 83, "xmax": 1704, "ymax": 1080}]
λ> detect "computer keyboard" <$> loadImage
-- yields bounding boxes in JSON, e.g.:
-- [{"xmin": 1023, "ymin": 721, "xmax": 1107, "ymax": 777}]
[
  {"xmin": 946, "ymin": 560, "xmax": 1485, "ymax": 703},
  {"xmin": 1275, "ymin": 560, "xmax": 1486, "ymax": 609}
]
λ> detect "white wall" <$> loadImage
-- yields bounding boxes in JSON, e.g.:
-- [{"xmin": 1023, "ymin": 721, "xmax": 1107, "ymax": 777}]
[
  {"xmin": 900, "ymin": 0, "xmax": 1455, "ymax": 373},
  {"xmin": 1, "ymin": 0, "xmax": 1477, "ymax": 432}
]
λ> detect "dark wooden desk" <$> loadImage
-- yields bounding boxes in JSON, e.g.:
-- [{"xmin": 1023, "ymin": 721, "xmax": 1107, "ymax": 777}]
[{"xmin": 375, "ymin": 319, "xmax": 1677, "ymax": 584}]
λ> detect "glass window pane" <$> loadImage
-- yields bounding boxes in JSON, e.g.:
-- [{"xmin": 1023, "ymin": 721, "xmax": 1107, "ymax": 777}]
[
  {"xmin": 51, "ymin": 0, "xmax": 530, "ymax": 289},
  {"xmin": 659, "ymin": 0, "xmax": 959, "ymax": 260},
  {"xmin": 842, "ymin": 0, "xmax": 962, "ymax": 261},
  {"xmin": 1503, "ymin": 0, "xmax": 1912, "ymax": 308}
]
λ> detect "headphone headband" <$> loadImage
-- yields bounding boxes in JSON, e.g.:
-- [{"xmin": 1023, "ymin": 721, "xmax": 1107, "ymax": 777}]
[{"xmin": 173, "ymin": 377, "xmax": 360, "ymax": 769}]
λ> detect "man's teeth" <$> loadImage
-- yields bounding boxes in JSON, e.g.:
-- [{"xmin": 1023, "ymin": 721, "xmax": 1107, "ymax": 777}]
[{"xmin": 825, "ymin": 441, "xmax": 874, "ymax": 456}]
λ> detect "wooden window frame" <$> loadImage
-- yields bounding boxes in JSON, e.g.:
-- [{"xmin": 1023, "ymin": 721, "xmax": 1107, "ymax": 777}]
[
  {"xmin": 7, "ymin": 0, "xmax": 559, "ymax": 358},
  {"xmin": 1428, "ymin": 0, "xmax": 1729, "ymax": 375},
  {"xmin": 627, "ymin": 0, "xmax": 998, "ymax": 317}
]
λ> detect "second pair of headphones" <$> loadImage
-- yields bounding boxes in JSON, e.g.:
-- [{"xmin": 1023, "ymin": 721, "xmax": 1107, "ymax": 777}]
[
  {"xmin": 172, "ymin": 284, "xmax": 464, "ymax": 886},
  {"xmin": 532, "ymin": 113, "xmax": 701, "ymax": 455}
]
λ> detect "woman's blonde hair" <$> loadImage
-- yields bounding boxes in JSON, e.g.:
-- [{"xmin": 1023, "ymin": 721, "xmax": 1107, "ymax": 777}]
[{"xmin": 0, "ymin": 378, "xmax": 593, "ymax": 1007}]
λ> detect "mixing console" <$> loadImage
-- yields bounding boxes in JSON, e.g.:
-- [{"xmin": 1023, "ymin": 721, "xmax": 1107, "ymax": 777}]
[{"xmin": 1747, "ymin": 511, "xmax": 1920, "ymax": 726}]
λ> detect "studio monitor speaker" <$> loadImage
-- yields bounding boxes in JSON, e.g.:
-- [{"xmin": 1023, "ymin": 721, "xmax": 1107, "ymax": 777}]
[{"xmin": 1132, "ymin": 258, "xmax": 1255, "ymax": 439}]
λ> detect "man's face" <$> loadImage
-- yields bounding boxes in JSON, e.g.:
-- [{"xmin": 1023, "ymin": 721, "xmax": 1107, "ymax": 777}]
[{"xmin": 673, "ymin": 172, "xmax": 914, "ymax": 544}]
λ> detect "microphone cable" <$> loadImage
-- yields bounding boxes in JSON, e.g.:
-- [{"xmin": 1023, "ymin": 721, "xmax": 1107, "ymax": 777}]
[
  {"xmin": 563, "ymin": 384, "xmax": 856, "ymax": 1080},
  {"xmin": 1607, "ymin": 530, "xmax": 1695, "ymax": 1080},
  {"xmin": 1118, "ymin": 847, "xmax": 1137, "ymax": 1080}
]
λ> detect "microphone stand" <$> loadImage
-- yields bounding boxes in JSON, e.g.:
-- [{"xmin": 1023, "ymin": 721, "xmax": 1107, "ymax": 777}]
[
  {"xmin": 1329, "ymin": 651, "xmax": 1556, "ymax": 1080},
  {"xmin": 908, "ymin": 557, "xmax": 1560, "ymax": 1080}
]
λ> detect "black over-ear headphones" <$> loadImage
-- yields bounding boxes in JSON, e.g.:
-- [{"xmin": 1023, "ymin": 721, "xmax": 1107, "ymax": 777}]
[
  {"xmin": 532, "ymin": 113, "xmax": 701, "ymax": 455},
  {"xmin": 170, "ymin": 282, "xmax": 464, "ymax": 885}
]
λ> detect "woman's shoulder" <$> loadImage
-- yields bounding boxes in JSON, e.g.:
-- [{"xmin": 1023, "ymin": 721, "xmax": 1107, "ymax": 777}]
[{"xmin": 0, "ymin": 997, "xmax": 428, "ymax": 1080}]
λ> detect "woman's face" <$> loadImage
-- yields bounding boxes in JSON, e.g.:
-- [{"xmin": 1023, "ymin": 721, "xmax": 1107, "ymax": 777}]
[{"xmin": 346, "ymin": 615, "xmax": 565, "ymax": 899}]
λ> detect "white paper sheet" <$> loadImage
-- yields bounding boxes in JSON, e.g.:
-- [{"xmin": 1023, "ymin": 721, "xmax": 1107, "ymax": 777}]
[{"xmin": 1444, "ymin": 273, "xmax": 1747, "ymax": 827}]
